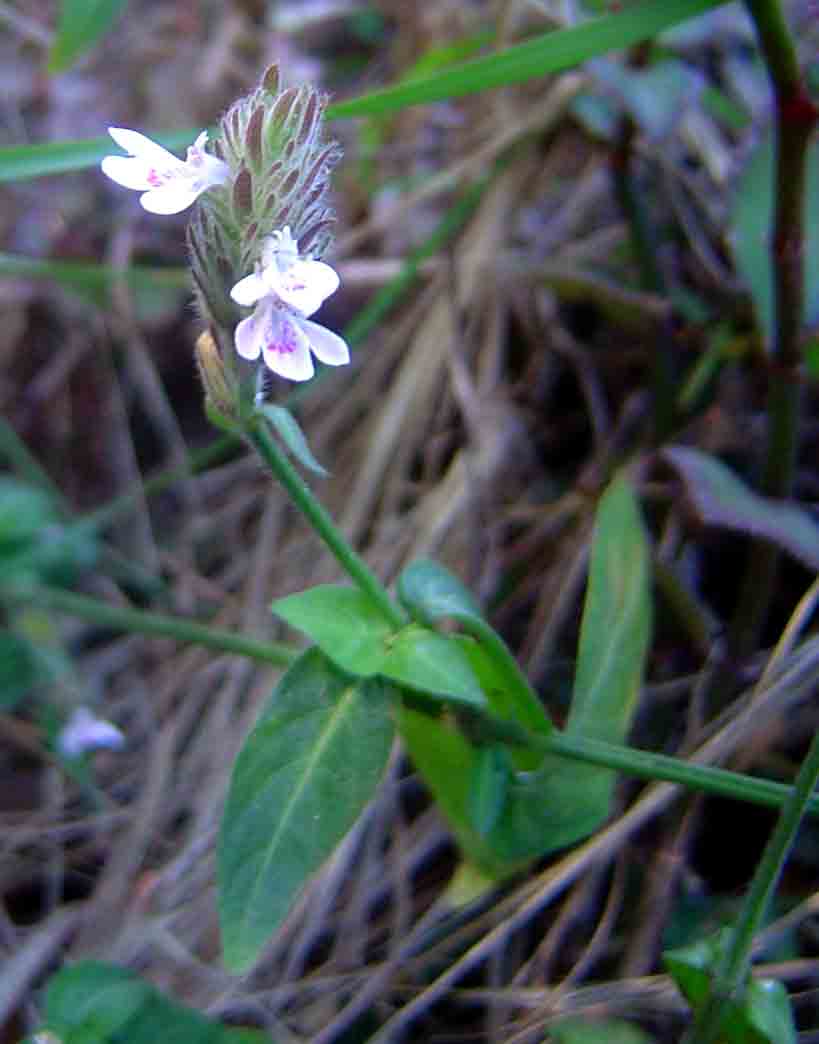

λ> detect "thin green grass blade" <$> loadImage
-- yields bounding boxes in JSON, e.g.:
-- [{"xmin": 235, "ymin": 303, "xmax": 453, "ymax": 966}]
[
  {"xmin": 0, "ymin": 129, "xmax": 197, "ymax": 183},
  {"xmin": 1, "ymin": 1, "xmax": 729, "ymax": 182},
  {"xmin": 48, "ymin": 0, "xmax": 129, "ymax": 73},
  {"xmin": 0, "ymin": 253, "xmax": 188, "ymax": 307},
  {"xmin": 326, "ymin": 0, "xmax": 730, "ymax": 119}
]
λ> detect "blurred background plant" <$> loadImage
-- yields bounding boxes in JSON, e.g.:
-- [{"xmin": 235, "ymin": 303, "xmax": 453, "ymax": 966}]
[{"xmin": 0, "ymin": 1, "xmax": 817, "ymax": 1043}]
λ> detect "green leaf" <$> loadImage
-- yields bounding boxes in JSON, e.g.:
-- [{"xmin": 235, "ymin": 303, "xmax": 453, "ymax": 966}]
[
  {"xmin": 549, "ymin": 1017, "xmax": 655, "ymax": 1043},
  {"xmin": 218, "ymin": 649, "xmax": 394, "ymax": 972},
  {"xmin": 397, "ymin": 557, "xmax": 484, "ymax": 628},
  {"xmin": 730, "ymin": 131, "xmax": 819, "ymax": 349},
  {"xmin": 398, "ymin": 559, "xmax": 549, "ymax": 731},
  {"xmin": 273, "ymin": 585, "xmax": 393, "ymax": 675},
  {"xmin": 396, "ymin": 702, "xmax": 508, "ymax": 875},
  {"xmin": 468, "ymin": 746, "xmax": 512, "ymax": 838},
  {"xmin": 663, "ymin": 446, "xmax": 819, "ymax": 572},
  {"xmin": 42, "ymin": 960, "xmax": 269, "ymax": 1044},
  {"xmin": 256, "ymin": 405, "xmax": 328, "ymax": 477},
  {"xmin": 380, "ymin": 626, "xmax": 486, "ymax": 708},
  {"xmin": 484, "ymin": 475, "xmax": 651, "ymax": 866},
  {"xmin": 664, "ymin": 933, "xmax": 796, "ymax": 1043},
  {"xmin": 49, "ymin": 0, "xmax": 130, "ymax": 73},
  {"xmin": 487, "ymin": 475, "xmax": 650, "ymax": 862},
  {"xmin": 326, "ymin": 0, "xmax": 729, "ymax": 119},
  {"xmin": 44, "ymin": 961, "xmax": 152, "ymax": 1043},
  {"xmin": 567, "ymin": 474, "xmax": 652, "ymax": 745},
  {"xmin": 0, "ymin": 130, "xmax": 197, "ymax": 184},
  {"xmin": 743, "ymin": 979, "xmax": 797, "ymax": 1044},
  {"xmin": 399, "ymin": 480, "xmax": 651, "ymax": 876},
  {"xmin": 0, "ymin": 477, "xmax": 57, "ymax": 553},
  {"xmin": 272, "ymin": 585, "xmax": 486, "ymax": 707},
  {"xmin": 0, "ymin": 630, "xmax": 48, "ymax": 710}
]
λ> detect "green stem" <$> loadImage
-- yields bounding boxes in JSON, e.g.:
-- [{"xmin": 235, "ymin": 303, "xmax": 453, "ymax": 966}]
[
  {"xmin": 2, "ymin": 584, "xmax": 296, "ymax": 668},
  {"xmin": 611, "ymin": 110, "xmax": 676, "ymax": 442},
  {"xmin": 687, "ymin": 728, "xmax": 819, "ymax": 1043},
  {"xmin": 246, "ymin": 419, "xmax": 405, "ymax": 629},
  {"xmin": 455, "ymin": 705, "xmax": 819, "ymax": 818},
  {"xmin": 7, "ymin": 585, "xmax": 819, "ymax": 820},
  {"xmin": 456, "ymin": 613, "xmax": 554, "ymax": 734},
  {"xmin": 728, "ymin": 0, "xmax": 818, "ymax": 657}
]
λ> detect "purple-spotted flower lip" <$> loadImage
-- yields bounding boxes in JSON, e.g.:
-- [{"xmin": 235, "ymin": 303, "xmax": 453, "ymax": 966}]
[
  {"xmin": 230, "ymin": 227, "xmax": 350, "ymax": 382},
  {"xmin": 101, "ymin": 127, "xmax": 230, "ymax": 214}
]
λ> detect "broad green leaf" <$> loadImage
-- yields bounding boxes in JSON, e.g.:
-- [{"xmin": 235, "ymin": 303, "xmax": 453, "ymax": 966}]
[
  {"xmin": 567, "ymin": 474, "xmax": 652, "ymax": 745},
  {"xmin": 42, "ymin": 960, "xmax": 269, "ymax": 1044},
  {"xmin": 272, "ymin": 586, "xmax": 393, "ymax": 675},
  {"xmin": 495, "ymin": 473, "xmax": 653, "ymax": 853},
  {"xmin": 0, "ymin": 477, "xmax": 57, "ymax": 550},
  {"xmin": 0, "ymin": 253, "xmax": 188, "ymax": 310},
  {"xmin": 730, "ymin": 131, "xmax": 819, "ymax": 349},
  {"xmin": 379, "ymin": 627, "xmax": 486, "ymax": 707},
  {"xmin": 49, "ymin": 0, "xmax": 129, "ymax": 73},
  {"xmin": 0, "ymin": 130, "xmax": 197, "ymax": 184},
  {"xmin": 663, "ymin": 446, "xmax": 819, "ymax": 572},
  {"xmin": 44, "ymin": 962, "xmax": 151, "ymax": 1043},
  {"xmin": 468, "ymin": 746, "xmax": 512, "ymax": 838},
  {"xmin": 743, "ymin": 979, "xmax": 797, "ymax": 1044},
  {"xmin": 406, "ymin": 476, "xmax": 651, "ymax": 874},
  {"xmin": 397, "ymin": 558, "xmax": 483, "ymax": 628},
  {"xmin": 457, "ymin": 637, "xmax": 548, "ymax": 766},
  {"xmin": 272, "ymin": 585, "xmax": 486, "ymax": 707},
  {"xmin": 396, "ymin": 703, "xmax": 509, "ymax": 876},
  {"xmin": 398, "ymin": 559, "xmax": 549, "ymax": 731},
  {"xmin": 256, "ymin": 405, "xmax": 328, "ymax": 477},
  {"xmin": 490, "ymin": 475, "xmax": 651, "ymax": 862},
  {"xmin": 327, "ymin": 0, "xmax": 729, "ymax": 119},
  {"xmin": 218, "ymin": 649, "xmax": 394, "ymax": 972},
  {"xmin": 549, "ymin": 1017, "xmax": 655, "ymax": 1043}
]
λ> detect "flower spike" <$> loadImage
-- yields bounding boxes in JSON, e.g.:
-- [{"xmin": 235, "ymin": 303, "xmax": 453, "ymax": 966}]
[{"xmin": 101, "ymin": 128, "xmax": 229, "ymax": 214}]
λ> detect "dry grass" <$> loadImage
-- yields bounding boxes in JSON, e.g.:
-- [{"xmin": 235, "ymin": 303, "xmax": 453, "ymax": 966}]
[{"xmin": 1, "ymin": 2, "xmax": 818, "ymax": 1042}]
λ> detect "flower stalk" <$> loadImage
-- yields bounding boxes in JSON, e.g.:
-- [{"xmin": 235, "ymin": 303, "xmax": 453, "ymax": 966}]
[{"xmin": 246, "ymin": 418, "xmax": 405, "ymax": 629}]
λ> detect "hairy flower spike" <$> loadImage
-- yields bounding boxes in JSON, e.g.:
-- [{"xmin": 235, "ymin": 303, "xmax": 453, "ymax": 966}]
[{"xmin": 187, "ymin": 64, "xmax": 344, "ymax": 392}]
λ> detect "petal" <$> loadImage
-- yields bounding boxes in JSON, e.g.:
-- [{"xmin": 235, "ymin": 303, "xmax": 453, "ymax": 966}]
[
  {"xmin": 262, "ymin": 312, "xmax": 315, "ymax": 381},
  {"xmin": 100, "ymin": 155, "xmax": 153, "ymax": 190},
  {"xmin": 58, "ymin": 707, "xmax": 124, "ymax": 757},
  {"xmin": 107, "ymin": 127, "xmax": 181, "ymax": 166},
  {"xmin": 235, "ymin": 313, "xmax": 263, "ymax": 360},
  {"xmin": 139, "ymin": 183, "xmax": 201, "ymax": 214},
  {"xmin": 299, "ymin": 317, "xmax": 350, "ymax": 367},
  {"xmin": 198, "ymin": 154, "xmax": 230, "ymax": 188},
  {"xmin": 230, "ymin": 272, "xmax": 268, "ymax": 306},
  {"xmin": 273, "ymin": 259, "xmax": 340, "ymax": 316}
]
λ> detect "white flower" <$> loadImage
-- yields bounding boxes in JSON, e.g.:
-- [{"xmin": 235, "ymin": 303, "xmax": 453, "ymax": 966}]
[
  {"xmin": 101, "ymin": 128, "xmax": 229, "ymax": 214},
  {"xmin": 230, "ymin": 227, "xmax": 350, "ymax": 382},
  {"xmin": 57, "ymin": 707, "xmax": 125, "ymax": 758}
]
